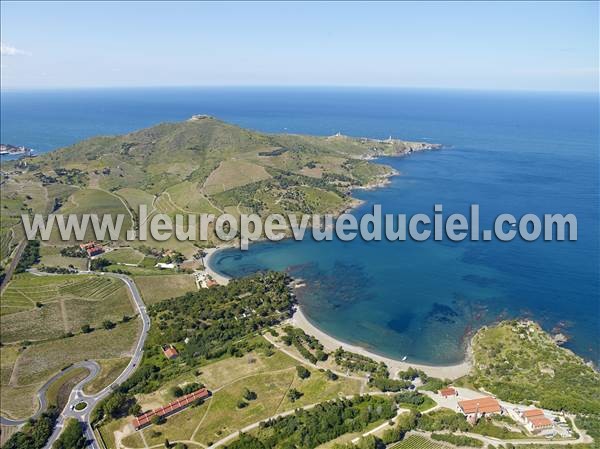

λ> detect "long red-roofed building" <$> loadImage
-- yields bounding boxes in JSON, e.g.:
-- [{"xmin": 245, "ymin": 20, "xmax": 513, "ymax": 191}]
[
  {"xmin": 521, "ymin": 409, "xmax": 544, "ymax": 418},
  {"xmin": 527, "ymin": 416, "xmax": 553, "ymax": 432},
  {"xmin": 133, "ymin": 388, "xmax": 211, "ymax": 430},
  {"xmin": 458, "ymin": 396, "xmax": 501, "ymax": 416},
  {"xmin": 519, "ymin": 409, "xmax": 554, "ymax": 432}
]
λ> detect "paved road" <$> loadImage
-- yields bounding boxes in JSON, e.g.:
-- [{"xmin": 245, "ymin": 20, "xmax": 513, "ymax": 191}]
[
  {"xmin": 0, "ymin": 240, "xmax": 26, "ymax": 293},
  {"xmin": 0, "ymin": 270, "xmax": 150, "ymax": 449},
  {"xmin": 0, "ymin": 361, "xmax": 101, "ymax": 426},
  {"xmin": 45, "ymin": 272, "xmax": 151, "ymax": 449}
]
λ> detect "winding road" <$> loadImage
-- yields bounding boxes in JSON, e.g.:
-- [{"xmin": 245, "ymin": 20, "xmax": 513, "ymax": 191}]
[
  {"xmin": 0, "ymin": 271, "xmax": 151, "ymax": 449},
  {"xmin": 0, "ymin": 361, "xmax": 101, "ymax": 427}
]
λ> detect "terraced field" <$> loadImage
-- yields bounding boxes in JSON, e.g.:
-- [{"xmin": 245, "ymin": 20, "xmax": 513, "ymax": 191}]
[
  {"xmin": 391, "ymin": 434, "xmax": 449, "ymax": 449},
  {"xmin": 165, "ymin": 181, "xmax": 221, "ymax": 214},
  {"xmin": 0, "ymin": 272, "xmax": 139, "ymax": 419},
  {"xmin": 1, "ymin": 317, "xmax": 139, "ymax": 419},
  {"xmin": 204, "ymin": 160, "xmax": 272, "ymax": 195},
  {"xmin": 116, "ymin": 188, "xmax": 155, "ymax": 215},
  {"xmin": 0, "ymin": 274, "xmax": 132, "ymax": 342},
  {"xmin": 48, "ymin": 188, "xmax": 133, "ymax": 244}
]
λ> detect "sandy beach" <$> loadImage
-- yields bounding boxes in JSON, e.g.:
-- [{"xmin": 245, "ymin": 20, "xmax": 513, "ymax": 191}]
[
  {"xmin": 291, "ymin": 305, "xmax": 471, "ymax": 380},
  {"xmin": 203, "ymin": 246, "xmax": 231, "ymax": 285},
  {"xmin": 204, "ymin": 247, "xmax": 471, "ymax": 380}
]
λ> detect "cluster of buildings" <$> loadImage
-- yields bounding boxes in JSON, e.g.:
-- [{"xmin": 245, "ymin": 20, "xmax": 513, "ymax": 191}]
[
  {"xmin": 457, "ymin": 396, "xmax": 503, "ymax": 424},
  {"xmin": 518, "ymin": 409, "xmax": 554, "ymax": 433},
  {"xmin": 439, "ymin": 386, "xmax": 560, "ymax": 436},
  {"xmin": 80, "ymin": 241, "xmax": 104, "ymax": 257},
  {"xmin": 132, "ymin": 388, "xmax": 211, "ymax": 430}
]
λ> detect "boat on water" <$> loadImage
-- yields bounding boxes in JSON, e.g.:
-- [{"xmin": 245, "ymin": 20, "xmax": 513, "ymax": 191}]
[
  {"xmin": 402, "ymin": 356, "xmax": 407, "ymax": 361},
  {"xmin": 0, "ymin": 144, "xmax": 35, "ymax": 156}
]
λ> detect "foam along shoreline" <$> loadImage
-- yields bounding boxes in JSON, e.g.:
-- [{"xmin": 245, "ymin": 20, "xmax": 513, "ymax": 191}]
[
  {"xmin": 291, "ymin": 305, "xmax": 471, "ymax": 380},
  {"xmin": 204, "ymin": 247, "xmax": 471, "ymax": 380}
]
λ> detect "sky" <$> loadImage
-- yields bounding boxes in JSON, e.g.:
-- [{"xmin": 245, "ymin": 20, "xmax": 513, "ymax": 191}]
[{"xmin": 1, "ymin": 1, "xmax": 598, "ymax": 91}]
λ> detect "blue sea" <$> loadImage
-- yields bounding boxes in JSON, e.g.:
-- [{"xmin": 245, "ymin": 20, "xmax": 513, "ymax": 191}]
[{"xmin": 1, "ymin": 87, "xmax": 598, "ymax": 365}]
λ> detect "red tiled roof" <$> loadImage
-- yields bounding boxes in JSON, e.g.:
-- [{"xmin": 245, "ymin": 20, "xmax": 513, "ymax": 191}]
[
  {"xmin": 522, "ymin": 409, "xmax": 544, "ymax": 418},
  {"xmin": 163, "ymin": 346, "xmax": 179, "ymax": 359},
  {"xmin": 86, "ymin": 246, "xmax": 103, "ymax": 256},
  {"xmin": 458, "ymin": 396, "xmax": 501, "ymax": 415},
  {"xmin": 528, "ymin": 416, "xmax": 553, "ymax": 428},
  {"xmin": 440, "ymin": 387, "xmax": 456, "ymax": 397},
  {"xmin": 133, "ymin": 388, "xmax": 210, "ymax": 429}
]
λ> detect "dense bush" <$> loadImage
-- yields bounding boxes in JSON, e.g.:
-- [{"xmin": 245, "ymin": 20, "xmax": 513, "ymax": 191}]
[
  {"xmin": 417, "ymin": 409, "xmax": 470, "ymax": 433},
  {"xmin": 333, "ymin": 347, "xmax": 388, "ymax": 377},
  {"xmin": 128, "ymin": 273, "xmax": 292, "ymax": 393},
  {"xmin": 369, "ymin": 376, "xmax": 411, "ymax": 392},
  {"xmin": 52, "ymin": 419, "xmax": 86, "ymax": 449},
  {"xmin": 3, "ymin": 407, "xmax": 58, "ymax": 449},
  {"xmin": 243, "ymin": 388, "xmax": 257, "ymax": 401},
  {"xmin": 394, "ymin": 390, "xmax": 427, "ymax": 407},
  {"xmin": 91, "ymin": 391, "xmax": 137, "ymax": 425},
  {"xmin": 469, "ymin": 321, "xmax": 600, "ymax": 415},
  {"xmin": 60, "ymin": 246, "xmax": 87, "ymax": 258},
  {"xmin": 416, "ymin": 409, "xmax": 525, "ymax": 440},
  {"xmin": 282, "ymin": 326, "xmax": 327, "ymax": 364},
  {"xmin": 296, "ymin": 365, "xmax": 311, "ymax": 379},
  {"xmin": 90, "ymin": 258, "xmax": 111, "ymax": 271},
  {"xmin": 576, "ymin": 414, "xmax": 600, "ymax": 448},
  {"xmin": 226, "ymin": 395, "xmax": 396, "ymax": 449},
  {"xmin": 39, "ymin": 265, "xmax": 77, "ymax": 274},
  {"xmin": 16, "ymin": 240, "xmax": 40, "ymax": 273}
]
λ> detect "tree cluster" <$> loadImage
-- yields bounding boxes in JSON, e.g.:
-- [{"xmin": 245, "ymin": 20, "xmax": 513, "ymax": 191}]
[
  {"xmin": 4, "ymin": 407, "xmax": 58, "ymax": 449},
  {"xmin": 226, "ymin": 395, "xmax": 396, "ymax": 449}
]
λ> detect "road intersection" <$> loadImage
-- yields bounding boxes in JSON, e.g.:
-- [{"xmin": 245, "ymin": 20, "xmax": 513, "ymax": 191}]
[{"xmin": 0, "ymin": 271, "xmax": 150, "ymax": 449}]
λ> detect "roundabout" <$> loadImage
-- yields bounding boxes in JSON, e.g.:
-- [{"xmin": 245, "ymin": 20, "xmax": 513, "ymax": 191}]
[{"xmin": 73, "ymin": 401, "xmax": 87, "ymax": 412}]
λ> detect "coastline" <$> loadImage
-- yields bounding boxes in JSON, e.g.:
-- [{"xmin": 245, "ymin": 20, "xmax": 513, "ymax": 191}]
[
  {"xmin": 200, "ymin": 145, "xmax": 473, "ymax": 380},
  {"xmin": 290, "ymin": 304, "xmax": 471, "ymax": 380},
  {"xmin": 203, "ymin": 247, "xmax": 232, "ymax": 285},
  {"xmin": 203, "ymin": 246, "xmax": 472, "ymax": 380}
]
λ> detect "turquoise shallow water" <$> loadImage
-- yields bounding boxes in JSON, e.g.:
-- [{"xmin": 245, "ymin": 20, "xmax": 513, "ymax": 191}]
[{"xmin": 2, "ymin": 87, "xmax": 598, "ymax": 365}]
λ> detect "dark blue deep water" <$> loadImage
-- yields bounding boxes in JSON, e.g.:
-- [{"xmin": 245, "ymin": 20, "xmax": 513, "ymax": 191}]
[{"xmin": 2, "ymin": 87, "xmax": 598, "ymax": 365}]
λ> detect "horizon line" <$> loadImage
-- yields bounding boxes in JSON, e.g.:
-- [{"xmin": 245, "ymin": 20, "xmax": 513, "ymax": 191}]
[{"xmin": 1, "ymin": 84, "xmax": 598, "ymax": 95}]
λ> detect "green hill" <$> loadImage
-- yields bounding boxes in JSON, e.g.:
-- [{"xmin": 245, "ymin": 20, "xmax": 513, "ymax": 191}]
[{"xmin": 0, "ymin": 116, "xmax": 438, "ymax": 254}]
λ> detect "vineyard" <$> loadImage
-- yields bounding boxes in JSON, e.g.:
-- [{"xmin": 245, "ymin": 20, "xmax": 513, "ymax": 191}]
[{"xmin": 391, "ymin": 434, "xmax": 450, "ymax": 449}]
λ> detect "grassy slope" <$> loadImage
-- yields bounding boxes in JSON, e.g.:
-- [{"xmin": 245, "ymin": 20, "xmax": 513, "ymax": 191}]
[
  {"xmin": 0, "ymin": 319, "xmax": 139, "ymax": 419},
  {"xmin": 115, "ymin": 344, "xmax": 361, "ymax": 448},
  {"xmin": 83, "ymin": 357, "xmax": 131, "ymax": 395},
  {"xmin": 45, "ymin": 367, "xmax": 89, "ymax": 409},
  {"xmin": 132, "ymin": 274, "xmax": 197, "ymax": 305},
  {"xmin": 467, "ymin": 320, "xmax": 600, "ymax": 415},
  {"xmin": 0, "ymin": 272, "xmax": 140, "ymax": 420},
  {"xmin": 0, "ymin": 273, "xmax": 133, "ymax": 342},
  {"xmin": 1, "ymin": 117, "xmax": 431, "ymax": 251},
  {"xmin": 102, "ymin": 248, "xmax": 145, "ymax": 265}
]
